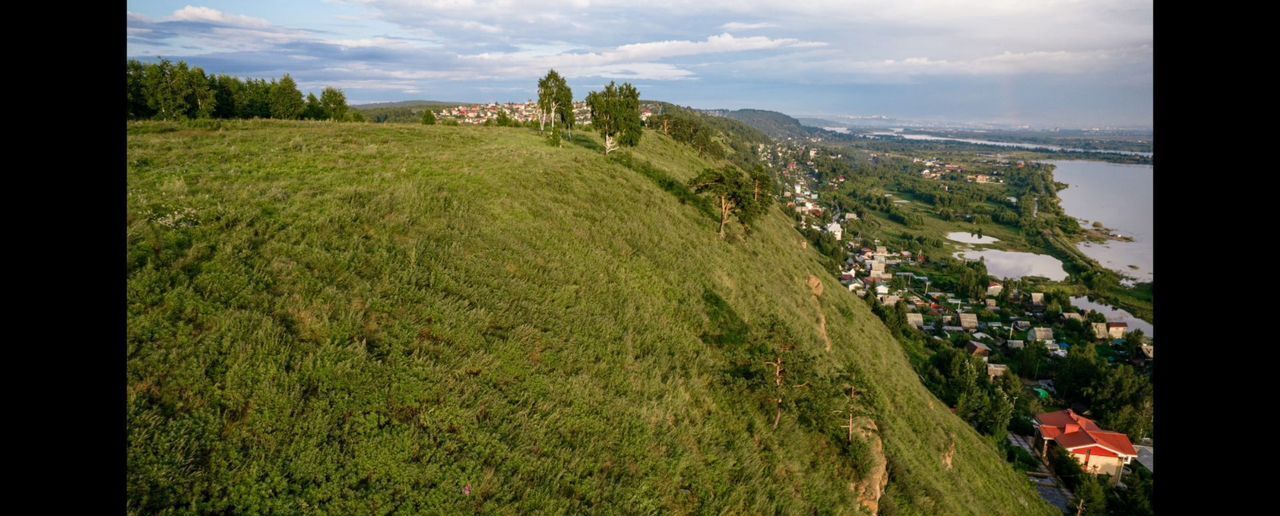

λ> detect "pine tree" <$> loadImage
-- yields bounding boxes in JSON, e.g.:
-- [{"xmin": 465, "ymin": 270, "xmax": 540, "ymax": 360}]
[{"xmin": 688, "ymin": 166, "xmax": 760, "ymax": 239}]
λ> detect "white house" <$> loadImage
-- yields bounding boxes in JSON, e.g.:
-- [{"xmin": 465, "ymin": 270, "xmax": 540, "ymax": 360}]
[{"xmin": 825, "ymin": 222, "xmax": 843, "ymax": 241}]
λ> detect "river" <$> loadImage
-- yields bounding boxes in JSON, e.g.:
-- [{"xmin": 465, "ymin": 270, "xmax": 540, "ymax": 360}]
[
  {"xmin": 1048, "ymin": 160, "xmax": 1154, "ymax": 285},
  {"xmin": 869, "ymin": 130, "xmax": 1152, "ymax": 158}
]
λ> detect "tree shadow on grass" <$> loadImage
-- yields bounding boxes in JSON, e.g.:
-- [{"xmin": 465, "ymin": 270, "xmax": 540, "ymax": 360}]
[{"xmin": 567, "ymin": 133, "xmax": 604, "ymax": 153}]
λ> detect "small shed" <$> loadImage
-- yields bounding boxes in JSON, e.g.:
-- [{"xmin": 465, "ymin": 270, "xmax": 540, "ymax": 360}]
[{"xmin": 966, "ymin": 341, "xmax": 991, "ymax": 357}]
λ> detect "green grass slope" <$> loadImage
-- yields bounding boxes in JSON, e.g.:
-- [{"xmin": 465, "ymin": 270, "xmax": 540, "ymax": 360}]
[{"xmin": 127, "ymin": 119, "xmax": 1054, "ymax": 515}]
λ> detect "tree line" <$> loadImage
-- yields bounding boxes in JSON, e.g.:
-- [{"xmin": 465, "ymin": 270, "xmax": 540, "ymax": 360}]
[
  {"xmin": 646, "ymin": 112, "xmax": 725, "ymax": 159},
  {"xmin": 127, "ymin": 59, "xmax": 359, "ymax": 122}
]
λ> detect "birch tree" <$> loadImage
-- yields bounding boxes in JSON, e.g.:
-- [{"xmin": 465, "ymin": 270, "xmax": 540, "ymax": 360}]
[{"xmin": 585, "ymin": 81, "xmax": 642, "ymax": 155}]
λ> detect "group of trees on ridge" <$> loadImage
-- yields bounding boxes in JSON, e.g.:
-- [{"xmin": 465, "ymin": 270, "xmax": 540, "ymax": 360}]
[
  {"xmin": 536, "ymin": 69, "xmax": 575, "ymax": 143},
  {"xmin": 127, "ymin": 59, "xmax": 358, "ymax": 122}
]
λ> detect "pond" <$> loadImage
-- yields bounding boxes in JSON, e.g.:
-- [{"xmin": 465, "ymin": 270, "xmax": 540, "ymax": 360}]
[
  {"xmin": 1071, "ymin": 296, "xmax": 1154, "ymax": 336},
  {"xmin": 954, "ymin": 250, "xmax": 1068, "ymax": 281},
  {"xmin": 946, "ymin": 231, "xmax": 1000, "ymax": 245}
]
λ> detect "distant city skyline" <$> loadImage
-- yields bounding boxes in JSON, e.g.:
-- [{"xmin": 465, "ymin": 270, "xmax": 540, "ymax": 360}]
[{"xmin": 127, "ymin": 1, "xmax": 1153, "ymax": 129}]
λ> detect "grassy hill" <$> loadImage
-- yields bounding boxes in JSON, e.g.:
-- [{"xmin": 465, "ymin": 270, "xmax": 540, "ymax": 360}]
[
  {"xmin": 704, "ymin": 108, "xmax": 823, "ymax": 140},
  {"xmin": 127, "ymin": 119, "xmax": 1054, "ymax": 514}
]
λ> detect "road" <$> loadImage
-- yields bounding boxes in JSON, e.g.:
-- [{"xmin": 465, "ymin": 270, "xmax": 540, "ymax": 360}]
[{"xmin": 1008, "ymin": 434, "xmax": 1076, "ymax": 514}]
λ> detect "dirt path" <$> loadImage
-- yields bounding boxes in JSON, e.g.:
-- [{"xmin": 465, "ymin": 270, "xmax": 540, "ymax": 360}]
[{"xmin": 1008, "ymin": 434, "xmax": 1075, "ymax": 513}]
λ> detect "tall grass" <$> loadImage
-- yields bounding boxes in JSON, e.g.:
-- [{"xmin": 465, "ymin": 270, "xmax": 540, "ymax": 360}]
[{"xmin": 128, "ymin": 120, "xmax": 1054, "ymax": 514}]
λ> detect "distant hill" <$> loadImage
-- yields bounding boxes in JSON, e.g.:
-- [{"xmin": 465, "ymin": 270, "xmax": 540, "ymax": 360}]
[
  {"xmin": 796, "ymin": 117, "xmax": 846, "ymax": 128},
  {"xmin": 701, "ymin": 108, "xmax": 822, "ymax": 140}
]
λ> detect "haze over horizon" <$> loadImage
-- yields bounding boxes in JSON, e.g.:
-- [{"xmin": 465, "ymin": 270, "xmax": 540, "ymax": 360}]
[{"xmin": 127, "ymin": 1, "xmax": 1153, "ymax": 129}]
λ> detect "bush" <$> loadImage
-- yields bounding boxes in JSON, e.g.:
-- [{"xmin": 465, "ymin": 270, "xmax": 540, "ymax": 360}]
[
  {"xmin": 1048, "ymin": 446, "xmax": 1083, "ymax": 490},
  {"xmin": 1004, "ymin": 441, "xmax": 1039, "ymax": 472},
  {"xmin": 1009, "ymin": 414, "xmax": 1035, "ymax": 436}
]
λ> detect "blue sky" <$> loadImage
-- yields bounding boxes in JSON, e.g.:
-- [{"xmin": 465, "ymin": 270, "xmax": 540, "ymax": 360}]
[{"xmin": 127, "ymin": 1, "xmax": 1153, "ymax": 128}]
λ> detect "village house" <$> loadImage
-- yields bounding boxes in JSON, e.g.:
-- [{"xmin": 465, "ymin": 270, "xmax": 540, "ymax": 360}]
[
  {"xmin": 906, "ymin": 313, "xmax": 924, "ymax": 329},
  {"xmin": 1030, "ymin": 292, "xmax": 1045, "ymax": 306},
  {"xmin": 1005, "ymin": 340, "xmax": 1025, "ymax": 350},
  {"xmin": 1107, "ymin": 322, "xmax": 1129, "ymax": 339},
  {"xmin": 966, "ymin": 341, "xmax": 991, "ymax": 359},
  {"xmin": 987, "ymin": 363, "xmax": 1008, "ymax": 380},
  {"xmin": 1031, "ymin": 327, "xmax": 1054, "ymax": 342},
  {"xmin": 958, "ymin": 313, "xmax": 979, "ymax": 330},
  {"xmin": 1062, "ymin": 312, "xmax": 1084, "ymax": 322},
  {"xmin": 825, "ymin": 221, "xmax": 843, "ymax": 241},
  {"xmin": 1091, "ymin": 322, "xmax": 1109, "ymax": 340},
  {"xmin": 1034, "ymin": 409, "xmax": 1138, "ymax": 484}
]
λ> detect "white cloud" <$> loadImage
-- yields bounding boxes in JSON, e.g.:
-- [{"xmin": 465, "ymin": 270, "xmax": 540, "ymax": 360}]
[
  {"xmin": 171, "ymin": 5, "xmax": 272, "ymax": 28},
  {"xmin": 458, "ymin": 33, "xmax": 824, "ymax": 80},
  {"xmin": 612, "ymin": 33, "xmax": 824, "ymax": 61},
  {"xmin": 720, "ymin": 22, "xmax": 775, "ymax": 31}
]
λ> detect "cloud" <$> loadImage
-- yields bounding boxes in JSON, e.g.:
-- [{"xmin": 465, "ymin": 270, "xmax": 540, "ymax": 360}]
[
  {"xmin": 128, "ymin": 1, "xmax": 1152, "ymax": 125},
  {"xmin": 612, "ymin": 33, "xmax": 824, "ymax": 61},
  {"xmin": 457, "ymin": 33, "xmax": 824, "ymax": 80},
  {"xmin": 720, "ymin": 22, "xmax": 775, "ymax": 31},
  {"xmin": 170, "ymin": 5, "xmax": 272, "ymax": 28}
]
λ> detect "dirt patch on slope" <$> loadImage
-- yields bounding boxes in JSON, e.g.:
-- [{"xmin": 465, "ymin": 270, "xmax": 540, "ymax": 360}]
[
  {"xmin": 807, "ymin": 275, "xmax": 824, "ymax": 297},
  {"xmin": 806, "ymin": 275, "xmax": 833, "ymax": 351},
  {"xmin": 942, "ymin": 436, "xmax": 956, "ymax": 471},
  {"xmin": 850, "ymin": 417, "xmax": 889, "ymax": 515}
]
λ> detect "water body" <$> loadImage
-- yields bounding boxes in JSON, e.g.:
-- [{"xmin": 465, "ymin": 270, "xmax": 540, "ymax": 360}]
[
  {"xmin": 869, "ymin": 131, "xmax": 1152, "ymax": 158},
  {"xmin": 1071, "ymin": 296, "xmax": 1153, "ymax": 336},
  {"xmin": 1048, "ymin": 160, "xmax": 1153, "ymax": 284},
  {"xmin": 946, "ymin": 232, "xmax": 1000, "ymax": 245},
  {"xmin": 955, "ymin": 250, "xmax": 1068, "ymax": 281}
]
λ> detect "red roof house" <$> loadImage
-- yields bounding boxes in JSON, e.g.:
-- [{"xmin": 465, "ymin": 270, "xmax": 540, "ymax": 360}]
[{"xmin": 1034, "ymin": 409, "xmax": 1137, "ymax": 483}]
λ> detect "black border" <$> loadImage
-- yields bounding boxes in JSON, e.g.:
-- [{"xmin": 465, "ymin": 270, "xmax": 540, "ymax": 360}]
[{"xmin": 85, "ymin": 0, "xmax": 1209, "ymax": 512}]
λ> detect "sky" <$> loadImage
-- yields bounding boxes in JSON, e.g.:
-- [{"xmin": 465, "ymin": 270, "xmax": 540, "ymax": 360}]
[{"xmin": 126, "ymin": 1, "xmax": 1153, "ymax": 128}]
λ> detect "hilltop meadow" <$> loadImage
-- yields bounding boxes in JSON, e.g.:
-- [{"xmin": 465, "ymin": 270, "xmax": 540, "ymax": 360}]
[{"xmin": 128, "ymin": 119, "xmax": 1054, "ymax": 514}]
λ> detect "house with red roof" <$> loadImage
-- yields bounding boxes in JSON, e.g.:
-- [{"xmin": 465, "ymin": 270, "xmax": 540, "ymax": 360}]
[{"xmin": 1034, "ymin": 409, "xmax": 1137, "ymax": 484}]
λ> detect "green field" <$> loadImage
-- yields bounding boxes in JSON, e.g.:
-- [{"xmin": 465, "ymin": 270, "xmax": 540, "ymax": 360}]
[{"xmin": 127, "ymin": 119, "xmax": 1054, "ymax": 514}]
